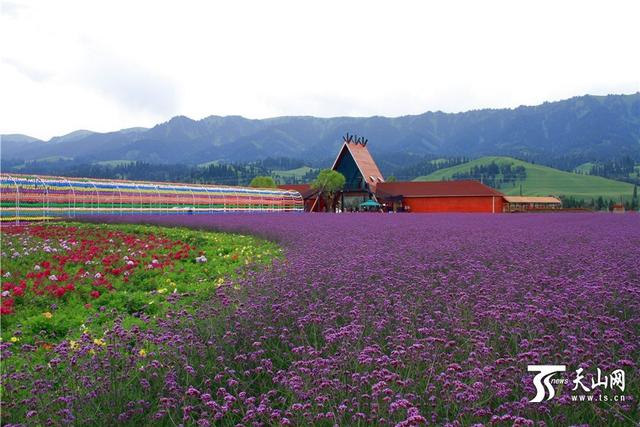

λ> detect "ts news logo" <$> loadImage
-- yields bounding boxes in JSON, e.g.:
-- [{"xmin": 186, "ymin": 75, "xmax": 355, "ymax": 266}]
[
  {"xmin": 527, "ymin": 365, "xmax": 566, "ymax": 402},
  {"xmin": 527, "ymin": 364, "xmax": 627, "ymax": 403}
]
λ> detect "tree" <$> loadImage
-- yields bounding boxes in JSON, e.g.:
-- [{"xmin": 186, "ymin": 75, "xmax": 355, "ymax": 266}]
[
  {"xmin": 632, "ymin": 185, "xmax": 638, "ymax": 210},
  {"xmin": 249, "ymin": 176, "xmax": 276, "ymax": 188},
  {"xmin": 312, "ymin": 169, "xmax": 345, "ymax": 212},
  {"xmin": 386, "ymin": 175, "xmax": 397, "ymax": 182}
]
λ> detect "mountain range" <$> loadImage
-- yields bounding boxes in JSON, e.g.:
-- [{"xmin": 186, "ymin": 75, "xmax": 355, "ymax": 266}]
[{"xmin": 2, "ymin": 93, "xmax": 639, "ymax": 167}]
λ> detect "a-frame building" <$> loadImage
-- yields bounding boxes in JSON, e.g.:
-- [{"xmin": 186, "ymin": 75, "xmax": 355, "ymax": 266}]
[{"xmin": 331, "ymin": 134, "xmax": 384, "ymax": 211}]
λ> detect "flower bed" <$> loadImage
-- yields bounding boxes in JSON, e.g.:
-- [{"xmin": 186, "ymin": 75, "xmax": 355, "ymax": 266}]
[
  {"xmin": 1, "ymin": 214, "xmax": 639, "ymax": 426},
  {"xmin": 0, "ymin": 222, "xmax": 280, "ymax": 345}
]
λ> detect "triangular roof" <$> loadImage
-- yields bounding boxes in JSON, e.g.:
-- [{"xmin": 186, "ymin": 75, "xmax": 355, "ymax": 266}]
[
  {"xmin": 331, "ymin": 141, "xmax": 384, "ymax": 191},
  {"xmin": 376, "ymin": 180, "xmax": 504, "ymax": 198}
]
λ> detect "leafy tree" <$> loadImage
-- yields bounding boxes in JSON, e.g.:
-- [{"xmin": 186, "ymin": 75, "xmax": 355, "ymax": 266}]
[
  {"xmin": 249, "ymin": 176, "xmax": 276, "ymax": 188},
  {"xmin": 386, "ymin": 175, "xmax": 397, "ymax": 182},
  {"xmin": 312, "ymin": 169, "xmax": 345, "ymax": 212}
]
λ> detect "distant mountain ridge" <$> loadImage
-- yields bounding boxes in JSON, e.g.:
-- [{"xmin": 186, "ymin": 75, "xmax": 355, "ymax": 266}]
[{"xmin": 2, "ymin": 93, "xmax": 639, "ymax": 165}]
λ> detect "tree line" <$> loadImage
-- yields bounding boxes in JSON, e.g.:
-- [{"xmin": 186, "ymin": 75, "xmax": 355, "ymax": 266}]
[{"xmin": 561, "ymin": 185, "xmax": 639, "ymax": 211}]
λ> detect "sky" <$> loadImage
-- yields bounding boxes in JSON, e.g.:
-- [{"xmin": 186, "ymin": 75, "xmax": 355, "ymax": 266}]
[{"xmin": 1, "ymin": 0, "xmax": 639, "ymax": 141}]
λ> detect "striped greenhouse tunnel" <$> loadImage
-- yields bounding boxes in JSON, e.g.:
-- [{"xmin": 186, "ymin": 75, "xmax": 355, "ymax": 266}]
[{"xmin": 0, "ymin": 174, "xmax": 304, "ymax": 222}]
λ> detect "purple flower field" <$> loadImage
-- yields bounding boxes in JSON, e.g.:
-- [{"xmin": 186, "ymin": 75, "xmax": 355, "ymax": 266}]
[{"xmin": 2, "ymin": 213, "xmax": 639, "ymax": 426}]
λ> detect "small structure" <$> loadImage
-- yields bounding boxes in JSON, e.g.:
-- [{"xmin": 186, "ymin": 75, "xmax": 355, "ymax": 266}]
[
  {"xmin": 503, "ymin": 196, "xmax": 562, "ymax": 212},
  {"xmin": 612, "ymin": 203, "xmax": 625, "ymax": 214},
  {"xmin": 359, "ymin": 199, "xmax": 381, "ymax": 212},
  {"xmin": 277, "ymin": 184, "xmax": 324, "ymax": 212}
]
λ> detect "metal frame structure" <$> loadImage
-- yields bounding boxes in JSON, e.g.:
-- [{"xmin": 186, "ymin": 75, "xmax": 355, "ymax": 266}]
[{"xmin": 1, "ymin": 173, "xmax": 303, "ymax": 222}]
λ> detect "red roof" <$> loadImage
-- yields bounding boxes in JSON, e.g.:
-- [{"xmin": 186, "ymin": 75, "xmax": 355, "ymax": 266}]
[
  {"xmin": 331, "ymin": 142, "xmax": 384, "ymax": 191},
  {"xmin": 376, "ymin": 180, "xmax": 504, "ymax": 198},
  {"xmin": 277, "ymin": 184, "xmax": 318, "ymax": 199}
]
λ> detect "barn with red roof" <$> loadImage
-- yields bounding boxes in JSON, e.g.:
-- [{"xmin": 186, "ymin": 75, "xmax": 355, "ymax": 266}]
[{"xmin": 376, "ymin": 180, "xmax": 504, "ymax": 213}]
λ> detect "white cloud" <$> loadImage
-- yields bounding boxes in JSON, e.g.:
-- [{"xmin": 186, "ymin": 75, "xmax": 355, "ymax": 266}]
[{"xmin": 1, "ymin": 0, "xmax": 639, "ymax": 140}]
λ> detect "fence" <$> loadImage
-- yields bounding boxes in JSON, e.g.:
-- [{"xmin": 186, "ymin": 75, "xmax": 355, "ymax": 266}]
[{"xmin": 0, "ymin": 174, "xmax": 304, "ymax": 222}]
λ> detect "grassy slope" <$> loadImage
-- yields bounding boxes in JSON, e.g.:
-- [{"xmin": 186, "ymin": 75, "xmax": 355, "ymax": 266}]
[
  {"xmin": 271, "ymin": 166, "xmax": 313, "ymax": 178},
  {"xmin": 414, "ymin": 156, "xmax": 635, "ymax": 200},
  {"xmin": 271, "ymin": 166, "xmax": 315, "ymax": 178}
]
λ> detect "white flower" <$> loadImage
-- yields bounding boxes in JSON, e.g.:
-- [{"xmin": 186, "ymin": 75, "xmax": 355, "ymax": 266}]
[
  {"xmin": 151, "ymin": 259, "xmax": 159, "ymax": 265},
  {"xmin": 1, "ymin": 290, "xmax": 10, "ymax": 297},
  {"xmin": 49, "ymin": 275, "xmax": 58, "ymax": 281},
  {"xmin": 3, "ymin": 271, "xmax": 11, "ymax": 278},
  {"xmin": 127, "ymin": 260, "xmax": 134, "ymax": 266},
  {"xmin": 34, "ymin": 265, "xmax": 41, "ymax": 271},
  {"xmin": 94, "ymin": 272, "xmax": 102, "ymax": 279},
  {"xmin": 195, "ymin": 255, "xmax": 207, "ymax": 263}
]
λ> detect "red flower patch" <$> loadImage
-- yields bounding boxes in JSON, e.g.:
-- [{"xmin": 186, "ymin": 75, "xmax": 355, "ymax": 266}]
[{"xmin": 0, "ymin": 224, "xmax": 196, "ymax": 317}]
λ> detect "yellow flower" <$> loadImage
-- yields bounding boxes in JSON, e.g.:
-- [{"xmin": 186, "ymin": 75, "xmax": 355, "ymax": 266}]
[
  {"xmin": 69, "ymin": 340, "xmax": 79, "ymax": 350},
  {"xmin": 157, "ymin": 288, "xmax": 167, "ymax": 294},
  {"xmin": 43, "ymin": 311, "xmax": 53, "ymax": 319},
  {"xmin": 138, "ymin": 348, "xmax": 147, "ymax": 358},
  {"xmin": 10, "ymin": 336, "xmax": 20, "ymax": 343},
  {"xmin": 93, "ymin": 338, "xmax": 106, "ymax": 346}
]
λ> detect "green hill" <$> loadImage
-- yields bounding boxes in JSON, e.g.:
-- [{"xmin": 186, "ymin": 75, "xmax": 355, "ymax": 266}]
[
  {"xmin": 414, "ymin": 156, "xmax": 636, "ymax": 201},
  {"xmin": 271, "ymin": 166, "xmax": 315, "ymax": 178}
]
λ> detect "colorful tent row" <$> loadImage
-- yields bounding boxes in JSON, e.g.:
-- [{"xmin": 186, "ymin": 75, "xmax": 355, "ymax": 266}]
[{"xmin": 0, "ymin": 174, "xmax": 304, "ymax": 221}]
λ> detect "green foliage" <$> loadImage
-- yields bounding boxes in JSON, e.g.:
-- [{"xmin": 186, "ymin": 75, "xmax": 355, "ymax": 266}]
[
  {"xmin": 249, "ymin": 175, "xmax": 276, "ymax": 188},
  {"xmin": 312, "ymin": 169, "xmax": 345, "ymax": 211},
  {"xmin": 312, "ymin": 169, "xmax": 345, "ymax": 193},
  {"xmin": 386, "ymin": 175, "xmax": 397, "ymax": 182}
]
